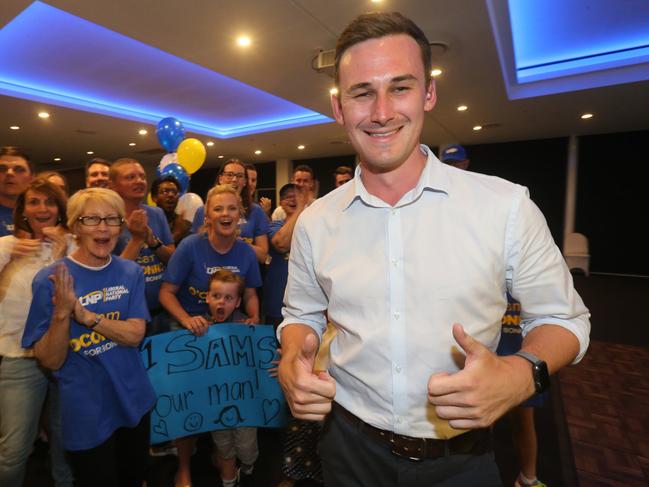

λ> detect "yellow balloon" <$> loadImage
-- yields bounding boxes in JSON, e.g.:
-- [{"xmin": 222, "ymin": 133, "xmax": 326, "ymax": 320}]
[
  {"xmin": 147, "ymin": 192, "xmax": 156, "ymax": 206},
  {"xmin": 177, "ymin": 138, "xmax": 206, "ymax": 175}
]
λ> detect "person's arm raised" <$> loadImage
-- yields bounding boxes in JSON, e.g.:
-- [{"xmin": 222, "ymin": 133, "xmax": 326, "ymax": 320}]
[
  {"xmin": 248, "ymin": 234, "xmax": 268, "ymax": 263},
  {"xmin": 159, "ymin": 281, "xmax": 209, "ymax": 336},
  {"xmin": 271, "ymin": 188, "xmax": 308, "ymax": 254},
  {"xmin": 33, "ymin": 264, "xmax": 75, "ymax": 370},
  {"xmin": 120, "ymin": 209, "xmax": 148, "ymax": 260}
]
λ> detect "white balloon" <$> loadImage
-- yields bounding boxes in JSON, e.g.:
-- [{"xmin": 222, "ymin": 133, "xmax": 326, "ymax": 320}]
[
  {"xmin": 176, "ymin": 192, "xmax": 204, "ymax": 221},
  {"xmin": 158, "ymin": 152, "xmax": 178, "ymax": 172}
]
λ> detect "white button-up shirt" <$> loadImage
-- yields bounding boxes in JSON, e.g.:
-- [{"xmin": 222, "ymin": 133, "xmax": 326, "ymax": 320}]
[{"xmin": 279, "ymin": 145, "xmax": 590, "ymax": 439}]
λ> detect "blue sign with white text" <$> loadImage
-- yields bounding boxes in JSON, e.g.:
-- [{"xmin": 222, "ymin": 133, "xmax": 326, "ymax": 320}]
[{"xmin": 140, "ymin": 324, "xmax": 288, "ymax": 444}]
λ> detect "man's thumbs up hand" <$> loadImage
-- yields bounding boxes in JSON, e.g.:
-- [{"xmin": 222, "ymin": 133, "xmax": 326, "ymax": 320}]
[
  {"xmin": 279, "ymin": 325, "xmax": 336, "ymax": 421},
  {"xmin": 427, "ymin": 324, "xmax": 534, "ymax": 429}
]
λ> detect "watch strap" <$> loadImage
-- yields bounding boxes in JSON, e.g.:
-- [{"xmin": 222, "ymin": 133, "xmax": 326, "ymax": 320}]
[
  {"xmin": 149, "ymin": 237, "xmax": 162, "ymax": 250},
  {"xmin": 87, "ymin": 314, "xmax": 102, "ymax": 330},
  {"xmin": 514, "ymin": 350, "xmax": 540, "ymax": 365},
  {"xmin": 514, "ymin": 350, "xmax": 549, "ymax": 394}
]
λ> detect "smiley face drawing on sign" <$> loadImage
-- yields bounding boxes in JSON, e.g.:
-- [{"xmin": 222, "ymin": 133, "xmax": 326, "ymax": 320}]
[
  {"xmin": 183, "ymin": 412, "xmax": 204, "ymax": 432},
  {"xmin": 213, "ymin": 405, "xmax": 245, "ymax": 428}
]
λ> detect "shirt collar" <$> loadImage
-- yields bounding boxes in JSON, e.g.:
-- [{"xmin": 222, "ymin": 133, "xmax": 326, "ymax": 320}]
[{"xmin": 343, "ymin": 145, "xmax": 450, "ymax": 210}]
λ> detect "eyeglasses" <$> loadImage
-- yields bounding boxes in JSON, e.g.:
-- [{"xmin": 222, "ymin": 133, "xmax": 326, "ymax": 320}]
[
  {"xmin": 77, "ymin": 215, "xmax": 123, "ymax": 226},
  {"xmin": 0, "ymin": 164, "xmax": 29, "ymax": 174},
  {"xmin": 158, "ymin": 188, "xmax": 178, "ymax": 196},
  {"xmin": 222, "ymin": 172, "xmax": 246, "ymax": 180}
]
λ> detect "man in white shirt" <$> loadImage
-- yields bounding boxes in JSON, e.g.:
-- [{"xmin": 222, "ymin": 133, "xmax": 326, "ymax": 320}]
[{"xmin": 277, "ymin": 11, "xmax": 589, "ymax": 486}]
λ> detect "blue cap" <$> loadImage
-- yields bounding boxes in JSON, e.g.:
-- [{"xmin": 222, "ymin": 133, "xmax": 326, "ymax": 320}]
[{"xmin": 441, "ymin": 144, "xmax": 467, "ymax": 163}]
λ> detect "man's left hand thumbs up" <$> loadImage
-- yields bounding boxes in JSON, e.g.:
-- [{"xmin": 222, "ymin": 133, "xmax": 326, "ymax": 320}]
[{"xmin": 427, "ymin": 323, "xmax": 534, "ymax": 429}]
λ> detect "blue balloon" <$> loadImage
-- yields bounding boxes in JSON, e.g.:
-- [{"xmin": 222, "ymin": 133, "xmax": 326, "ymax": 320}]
[
  {"xmin": 156, "ymin": 117, "xmax": 185, "ymax": 152},
  {"xmin": 160, "ymin": 163, "xmax": 189, "ymax": 195}
]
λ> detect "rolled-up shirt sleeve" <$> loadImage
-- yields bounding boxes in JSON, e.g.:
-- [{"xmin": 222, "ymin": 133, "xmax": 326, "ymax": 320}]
[
  {"xmin": 506, "ymin": 186, "xmax": 590, "ymax": 362},
  {"xmin": 277, "ymin": 214, "xmax": 328, "ymax": 343}
]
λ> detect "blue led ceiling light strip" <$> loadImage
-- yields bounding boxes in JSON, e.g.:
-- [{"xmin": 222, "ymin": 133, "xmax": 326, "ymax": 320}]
[
  {"xmin": 516, "ymin": 45, "xmax": 649, "ymax": 83},
  {"xmin": 489, "ymin": 0, "xmax": 649, "ymax": 98},
  {"xmin": 0, "ymin": 1, "xmax": 332, "ymax": 138},
  {"xmin": 518, "ymin": 44, "xmax": 649, "ymax": 72}
]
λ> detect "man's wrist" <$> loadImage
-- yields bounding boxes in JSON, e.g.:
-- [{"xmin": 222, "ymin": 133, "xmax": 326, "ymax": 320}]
[
  {"xmin": 130, "ymin": 234, "xmax": 147, "ymax": 245},
  {"xmin": 514, "ymin": 351, "xmax": 550, "ymax": 394},
  {"xmin": 53, "ymin": 310, "xmax": 71, "ymax": 322},
  {"xmin": 86, "ymin": 313, "xmax": 102, "ymax": 329},
  {"xmin": 505, "ymin": 355, "xmax": 537, "ymax": 400},
  {"xmin": 148, "ymin": 236, "xmax": 163, "ymax": 250}
]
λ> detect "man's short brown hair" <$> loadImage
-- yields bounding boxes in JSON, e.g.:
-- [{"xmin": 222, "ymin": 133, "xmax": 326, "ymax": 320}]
[
  {"xmin": 0, "ymin": 146, "xmax": 34, "ymax": 173},
  {"xmin": 84, "ymin": 157, "xmax": 111, "ymax": 177},
  {"xmin": 334, "ymin": 12, "xmax": 432, "ymax": 88},
  {"xmin": 293, "ymin": 164, "xmax": 314, "ymax": 178},
  {"xmin": 334, "ymin": 165, "xmax": 353, "ymax": 177},
  {"xmin": 109, "ymin": 158, "xmax": 142, "ymax": 181}
]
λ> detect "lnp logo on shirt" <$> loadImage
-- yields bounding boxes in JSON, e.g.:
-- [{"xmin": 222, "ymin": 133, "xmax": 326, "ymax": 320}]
[
  {"xmin": 104, "ymin": 285, "xmax": 129, "ymax": 301},
  {"xmin": 78, "ymin": 286, "xmax": 129, "ymax": 306},
  {"xmin": 79, "ymin": 291, "xmax": 103, "ymax": 306},
  {"xmin": 205, "ymin": 265, "xmax": 240, "ymax": 275}
]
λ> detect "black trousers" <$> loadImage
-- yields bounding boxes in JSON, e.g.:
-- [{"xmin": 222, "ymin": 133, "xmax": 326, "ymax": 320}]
[
  {"xmin": 318, "ymin": 406, "xmax": 502, "ymax": 487},
  {"xmin": 66, "ymin": 413, "xmax": 150, "ymax": 487}
]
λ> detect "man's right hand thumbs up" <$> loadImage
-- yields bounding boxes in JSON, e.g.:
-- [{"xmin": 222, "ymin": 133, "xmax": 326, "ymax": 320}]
[{"xmin": 279, "ymin": 325, "xmax": 336, "ymax": 421}]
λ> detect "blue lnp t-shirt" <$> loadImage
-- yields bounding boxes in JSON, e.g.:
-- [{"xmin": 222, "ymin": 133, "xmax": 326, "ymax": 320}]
[
  {"xmin": 22, "ymin": 256, "xmax": 155, "ymax": 451},
  {"xmin": 264, "ymin": 220, "xmax": 289, "ymax": 318},
  {"xmin": 0, "ymin": 204, "xmax": 14, "ymax": 236},
  {"xmin": 163, "ymin": 233, "xmax": 262, "ymax": 317},
  {"xmin": 114, "ymin": 204, "xmax": 173, "ymax": 310},
  {"xmin": 496, "ymin": 292, "xmax": 522, "ymax": 355},
  {"xmin": 191, "ymin": 203, "xmax": 269, "ymax": 243}
]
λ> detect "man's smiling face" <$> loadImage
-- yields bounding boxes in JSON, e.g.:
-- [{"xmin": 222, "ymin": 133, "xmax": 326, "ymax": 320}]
[{"xmin": 332, "ymin": 34, "xmax": 435, "ymax": 174}]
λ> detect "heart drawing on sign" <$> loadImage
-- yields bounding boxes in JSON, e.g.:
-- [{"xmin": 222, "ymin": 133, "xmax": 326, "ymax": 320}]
[
  {"xmin": 262, "ymin": 399, "xmax": 280, "ymax": 425},
  {"xmin": 152, "ymin": 419, "xmax": 168, "ymax": 437}
]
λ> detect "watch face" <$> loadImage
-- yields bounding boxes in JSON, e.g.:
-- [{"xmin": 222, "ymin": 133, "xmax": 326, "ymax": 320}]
[{"xmin": 533, "ymin": 361, "xmax": 550, "ymax": 393}]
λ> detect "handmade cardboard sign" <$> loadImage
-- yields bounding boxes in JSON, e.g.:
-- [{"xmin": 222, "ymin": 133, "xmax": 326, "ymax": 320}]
[{"xmin": 140, "ymin": 323, "xmax": 288, "ymax": 443}]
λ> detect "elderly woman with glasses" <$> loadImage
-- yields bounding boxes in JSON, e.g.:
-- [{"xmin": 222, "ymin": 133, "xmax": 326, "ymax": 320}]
[
  {"xmin": 191, "ymin": 159, "xmax": 269, "ymax": 263},
  {"xmin": 21, "ymin": 188, "xmax": 155, "ymax": 487}
]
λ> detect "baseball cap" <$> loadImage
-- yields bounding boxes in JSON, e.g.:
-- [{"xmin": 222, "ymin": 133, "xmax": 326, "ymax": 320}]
[{"xmin": 441, "ymin": 144, "xmax": 467, "ymax": 163}]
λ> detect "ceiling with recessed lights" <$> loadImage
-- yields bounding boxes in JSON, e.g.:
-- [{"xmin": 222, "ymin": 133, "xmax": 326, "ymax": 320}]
[
  {"xmin": 1, "ymin": 0, "xmax": 648, "ymax": 170},
  {"xmin": 488, "ymin": 0, "xmax": 649, "ymax": 99},
  {"xmin": 0, "ymin": 1, "xmax": 331, "ymax": 138}
]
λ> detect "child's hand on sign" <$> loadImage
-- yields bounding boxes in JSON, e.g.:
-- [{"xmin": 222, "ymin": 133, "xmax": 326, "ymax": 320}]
[
  {"xmin": 268, "ymin": 348, "xmax": 281, "ymax": 378},
  {"xmin": 244, "ymin": 315, "xmax": 260, "ymax": 325}
]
